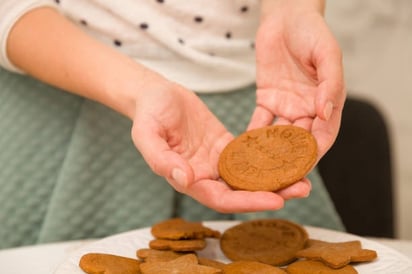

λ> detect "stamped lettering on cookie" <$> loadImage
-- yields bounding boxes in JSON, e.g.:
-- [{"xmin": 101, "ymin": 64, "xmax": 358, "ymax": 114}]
[{"xmin": 218, "ymin": 125, "xmax": 317, "ymax": 191}]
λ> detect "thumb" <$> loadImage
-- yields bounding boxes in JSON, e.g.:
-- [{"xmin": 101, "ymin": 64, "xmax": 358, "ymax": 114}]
[
  {"xmin": 131, "ymin": 124, "xmax": 194, "ymax": 192},
  {"xmin": 316, "ymin": 79, "xmax": 345, "ymax": 122},
  {"xmin": 315, "ymin": 38, "xmax": 345, "ymax": 121}
]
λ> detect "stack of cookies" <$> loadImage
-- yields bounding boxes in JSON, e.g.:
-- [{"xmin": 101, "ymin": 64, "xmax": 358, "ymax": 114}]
[
  {"xmin": 138, "ymin": 218, "xmax": 224, "ymax": 273},
  {"xmin": 148, "ymin": 217, "xmax": 220, "ymax": 252},
  {"xmin": 80, "ymin": 218, "xmax": 226, "ymax": 274},
  {"xmin": 79, "ymin": 218, "xmax": 378, "ymax": 274}
]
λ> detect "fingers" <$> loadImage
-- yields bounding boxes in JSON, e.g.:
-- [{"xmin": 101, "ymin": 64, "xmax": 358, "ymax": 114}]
[
  {"xmin": 275, "ymin": 178, "xmax": 312, "ymax": 200},
  {"xmin": 183, "ymin": 179, "xmax": 286, "ymax": 213},
  {"xmin": 131, "ymin": 123, "xmax": 194, "ymax": 192},
  {"xmin": 316, "ymin": 78, "xmax": 345, "ymax": 122},
  {"xmin": 247, "ymin": 105, "xmax": 274, "ymax": 130},
  {"xmin": 310, "ymin": 108, "xmax": 342, "ymax": 157},
  {"xmin": 314, "ymin": 34, "xmax": 346, "ymax": 121},
  {"xmin": 132, "ymin": 120, "xmax": 311, "ymax": 213},
  {"xmin": 311, "ymin": 38, "xmax": 345, "ymax": 155},
  {"xmin": 177, "ymin": 177, "xmax": 311, "ymax": 213},
  {"xmin": 248, "ymin": 87, "xmax": 317, "ymax": 130}
]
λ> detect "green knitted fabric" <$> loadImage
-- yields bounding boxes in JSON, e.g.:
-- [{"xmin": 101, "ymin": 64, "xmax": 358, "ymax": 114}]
[{"xmin": 0, "ymin": 68, "xmax": 344, "ymax": 249}]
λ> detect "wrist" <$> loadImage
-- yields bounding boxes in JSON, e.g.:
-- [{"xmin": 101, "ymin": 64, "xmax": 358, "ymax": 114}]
[
  {"xmin": 101, "ymin": 58, "xmax": 177, "ymax": 121},
  {"xmin": 99, "ymin": 57, "xmax": 146, "ymax": 120}
]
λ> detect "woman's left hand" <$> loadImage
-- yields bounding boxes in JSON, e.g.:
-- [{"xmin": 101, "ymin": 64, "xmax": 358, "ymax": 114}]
[{"xmin": 249, "ymin": 0, "xmax": 346, "ymax": 199}]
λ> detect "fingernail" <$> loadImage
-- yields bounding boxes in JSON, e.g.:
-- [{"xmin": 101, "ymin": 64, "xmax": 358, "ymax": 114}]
[
  {"xmin": 302, "ymin": 179, "xmax": 312, "ymax": 197},
  {"xmin": 172, "ymin": 168, "xmax": 187, "ymax": 188},
  {"xmin": 323, "ymin": 101, "xmax": 333, "ymax": 121}
]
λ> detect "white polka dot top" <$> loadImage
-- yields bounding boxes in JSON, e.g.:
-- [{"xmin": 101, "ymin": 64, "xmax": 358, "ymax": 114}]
[{"xmin": 0, "ymin": 0, "xmax": 260, "ymax": 92}]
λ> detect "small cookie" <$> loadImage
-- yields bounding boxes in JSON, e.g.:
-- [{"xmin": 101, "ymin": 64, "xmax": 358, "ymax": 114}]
[
  {"xmin": 149, "ymin": 238, "xmax": 206, "ymax": 251},
  {"xmin": 286, "ymin": 260, "xmax": 358, "ymax": 274},
  {"xmin": 198, "ymin": 257, "xmax": 226, "ymax": 270},
  {"xmin": 295, "ymin": 239, "xmax": 378, "ymax": 268},
  {"xmin": 220, "ymin": 219, "xmax": 308, "ymax": 266},
  {"xmin": 151, "ymin": 218, "xmax": 220, "ymax": 240},
  {"xmin": 223, "ymin": 261, "xmax": 287, "ymax": 274},
  {"xmin": 79, "ymin": 253, "xmax": 141, "ymax": 274},
  {"xmin": 139, "ymin": 254, "xmax": 222, "ymax": 274},
  {"xmin": 218, "ymin": 125, "xmax": 317, "ymax": 191},
  {"xmin": 136, "ymin": 248, "xmax": 192, "ymax": 262}
]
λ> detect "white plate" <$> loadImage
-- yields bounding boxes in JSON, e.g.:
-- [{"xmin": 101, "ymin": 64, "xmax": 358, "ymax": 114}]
[{"xmin": 55, "ymin": 221, "xmax": 412, "ymax": 274}]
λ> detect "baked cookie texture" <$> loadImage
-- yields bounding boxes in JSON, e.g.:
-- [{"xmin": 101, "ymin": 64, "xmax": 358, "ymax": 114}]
[
  {"xmin": 148, "ymin": 238, "xmax": 206, "ymax": 251},
  {"xmin": 223, "ymin": 260, "xmax": 287, "ymax": 273},
  {"xmin": 136, "ymin": 248, "xmax": 193, "ymax": 262},
  {"xmin": 140, "ymin": 254, "xmax": 222, "ymax": 274},
  {"xmin": 150, "ymin": 218, "xmax": 220, "ymax": 240},
  {"xmin": 295, "ymin": 239, "xmax": 378, "ymax": 268},
  {"xmin": 218, "ymin": 125, "xmax": 317, "ymax": 191},
  {"xmin": 79, "ymin": 253, "xmax": 141, "ymax": 274},
  {"xmin": 220, "ymin": 219, "xmax": 308, "ymax": 266},
  {"xmin": 286, "ymin": 260, "xmax": 358, "ymax": 274}
]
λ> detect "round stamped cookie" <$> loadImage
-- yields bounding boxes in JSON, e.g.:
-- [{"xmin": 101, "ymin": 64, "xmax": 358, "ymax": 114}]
[
  {"xmin": 218, "ymin": 125, "xmax": 317, "ymax": 191},
  {"xmin": 220, "ymin": 219, "xmax": 308, "ymax": 266}
]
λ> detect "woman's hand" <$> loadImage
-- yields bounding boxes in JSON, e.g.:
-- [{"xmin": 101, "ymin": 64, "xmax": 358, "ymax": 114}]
[
  {"xmin": 252, "ymin": 0, "xmax": 346, "ymax": 154},
  {"xmin": 248, "ymin": 0, "xmax": 346, "ymax": 198},
  {"xmin": 130, "ymin": 74, "xmax": 291, "ymax": 213}
]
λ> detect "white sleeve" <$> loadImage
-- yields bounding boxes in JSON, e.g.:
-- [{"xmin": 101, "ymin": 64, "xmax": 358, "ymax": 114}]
[{"xmin": 0, "ymin": 0, "xmax": 56, "ymax": 73}]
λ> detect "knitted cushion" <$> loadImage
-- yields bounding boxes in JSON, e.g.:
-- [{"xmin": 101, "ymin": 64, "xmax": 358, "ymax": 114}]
[{"xmin": 0, "ymin": 69, "xmax": 82, "ymax": 248}]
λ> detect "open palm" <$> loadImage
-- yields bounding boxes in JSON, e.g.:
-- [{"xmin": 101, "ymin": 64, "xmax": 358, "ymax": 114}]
[
  {"xmin": 131, "ymin": 79, "xmax": 287, "ymax": 212},
  {"xmin": 251, "ymin": 9, "xmax": 346, "ymax": 159},
  {"xmin": 247, "ymin": 7, "xmax": 346, "ymax": 198}
]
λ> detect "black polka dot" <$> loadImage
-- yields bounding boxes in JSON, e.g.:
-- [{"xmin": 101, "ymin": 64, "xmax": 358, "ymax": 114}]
[
  {"xmin": 156, "ymin": 0, "xmax": 164, "ymax": 3},
  {"xmin": 80, "ymin": 19, "xmax": 88, "ymax": 26},
  {"xmin": 55, "ymin": 0, "xmax": 60, "ymax": 3},
  {"xmin": 140, "ymin": 23, "xmax": 149, "ymax": 30},
  {"xmin": 178, "ymin": 38, "xmax": 185, "ymax": 44},
  {"xmin": 113, "ymin": 39, "xmax": 122, "ymax": 47},
  {"xmin": 240, "ymin": 6, "xmax": 249, "ymax": 13},
  {"xmin": 250, "ymin": 42, "xmax": 255, "ymax": 49},
  {"xmin": 194, "ymin": 16, "xmax": 203, "ymax": 23},
  {"xmin": 225, "ymin": 32, "xmax": 232, "ymax": 39}
]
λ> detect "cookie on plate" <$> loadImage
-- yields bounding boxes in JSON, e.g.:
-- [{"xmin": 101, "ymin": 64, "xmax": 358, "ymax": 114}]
[
  {"xmin": 223, "ymin": 260, "xmax": 287, "ymax": 274},
  {"xmin": 149, "ymin": 238, "xmax": 206, "ymax": 251},
  {"xmin": 151, "ymin": 218, "xmax": 220, "ymax": 240},
  {"xmin": 220, "ymin": 219, "xmax": 308, "ymax": 266},
  {"xmin": 218, "ymin": 125, "xmax": 317, "ymax": 191},
  {"xmin": 287, "ymin": 260, "xmax": 358, "ymax": 274},
  {"xmin": 139, "ymin": 253, "xmax": 222, "ymax": 274},
  {"xmin": 295, "ymin": 239, "xmax": 378, "ymax": 268},
  {"xmin": 136, "ymin": 248, "xmax": 192, "ymax": 262},
  {"xmin": 197, "ymin": 257, "xmax": 226, "ymax": 270},
  {"xmin": 79, "ymin": 253, "xmax": 141, "ymax": 274}
]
